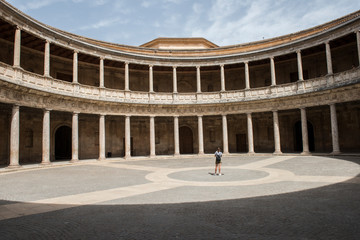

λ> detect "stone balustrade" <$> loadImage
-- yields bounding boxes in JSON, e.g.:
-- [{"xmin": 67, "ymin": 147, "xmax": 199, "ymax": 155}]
[{"xmin": 1, "ymin": 62, "xmax": 359, "ymax": 107}]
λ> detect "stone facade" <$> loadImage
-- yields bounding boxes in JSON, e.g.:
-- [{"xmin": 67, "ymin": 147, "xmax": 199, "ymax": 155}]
[{"xmin": 0, "ymin": 2, "xmax": 359, "ymax": 166}]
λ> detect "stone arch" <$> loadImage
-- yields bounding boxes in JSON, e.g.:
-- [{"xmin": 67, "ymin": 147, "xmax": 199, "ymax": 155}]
[
  {"xmin": 179, "ymin": 125, "xmax": 194, "ymax": 154},
  {"xmin": 55, "ymin": 125, "xmax": 72, "ymax": 160}
]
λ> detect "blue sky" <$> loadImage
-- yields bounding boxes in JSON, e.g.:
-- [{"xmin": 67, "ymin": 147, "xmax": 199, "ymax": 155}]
[{"xmin": 6, "ymin": 0, "xmax": 360, "ymax": 47}]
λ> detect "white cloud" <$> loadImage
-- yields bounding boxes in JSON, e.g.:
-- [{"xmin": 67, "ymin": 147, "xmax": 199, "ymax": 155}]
[
  {"xmin": 10, "ymin": 0, "xmax": 63, "ymax": 11},
  {"xmin": 93, "ymin": 0, "xmax": 108, "ymax": 6},
  {"xmin": 78, "ymin": 17, "xmax": 128, "ymax": 31},
  {"xmin": 141, "ymin": 1, "xmax": 152, "ymax": 8},
  {"xmin": 185, "ymin": 0, "xmax": 360, "ymax": 46}
]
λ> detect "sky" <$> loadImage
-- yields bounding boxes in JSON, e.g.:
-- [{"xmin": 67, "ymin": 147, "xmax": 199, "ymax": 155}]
[{"xmin": 5, "ymin": 0, "xmax": 360, "ymax": 47}]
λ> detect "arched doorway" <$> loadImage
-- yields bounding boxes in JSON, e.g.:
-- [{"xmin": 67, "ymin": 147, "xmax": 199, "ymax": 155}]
[
  {"xmin": 55, "ymin": 126, "xmax": 72, "ymax": 160},
  {"xmin": 179, "ymin": 126, "xmax": 193, "ymax": 154},
  {"xmin": 294, "ymin": 121, "xmax": 315, "ymax": 152}
]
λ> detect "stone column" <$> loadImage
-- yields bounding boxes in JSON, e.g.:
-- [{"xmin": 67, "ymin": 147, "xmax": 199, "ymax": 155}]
[
  {"xmin": 325, "ymin": 42, "xmax": 333, "ymax": 75},
  {"xmin": 125, "ymin": 62, "xmax": 129, "ymax": 91},
  {"xmin": 71, "ymin": 112, "xmax": 79, "ymax": 162},
  {"xmin": 356, "ymin": 30, "xmax": 360, "ymax": 67},
  {"xmin": 42, "ymin": 109, "xmax": 51, "ymax": 165},
  {"xmin": 173, "ymin": 66, "xmax": 177, "ymax": 93},
  {"xmin": 13, "ymin": 27, "xmax": 21, "ymax": 68},
  {"xmin": 174, "ymin": 116, "xmax": 180, "ymax": 155},
  {"xmin": 150, "ymin": 116, "xmax": 156, "ymax": 157},
  {"xmin": 98, "ymin": 114, "xmax": 106, "ymax": 161},
  {"xmin": 222, "ymin": 114, "xmax": 229, "ymax": 154},
  {"xmin": 300, "ymin": 108, "xmax": 310, "ymax": 154},
  {"xmin": 273, "ymin": 110, "xmax": 282, "ymax": 154},
  {"xmin": 9, "ymin": 105, "xmax": 20, "ymax": 167},
  {"xmin": 198, "ymin": 115, "xmax": 204, "ymax": 155},
  {"xmin": 330, "ymin": 104, "xmax": 340, "ymax": 154},
  {"xmin": 125, "ymin": 115, "xmax": 131, "ymax": 159},
  {"xmin": 99, "ymin": 57, "xmax": 104, "ymax": 88},
  {"xmin": 149, "ymin": 65, "xmax": 154, "ymax": 92},
  {"xmin": 245, "ymin": 62, "xmax": 250, "ymax": 89},
  {"xmin": 220, "ymin": 64, "xmax": 225, "ymax": 91},
  {"xmin": 196, "ymin": 66, "xmax": 201, "ymax": 93},
  {"xmin": 297, "ymin": 50, "xmax": 304, "ymax": 81},
  {"xmin": 73, "ymin": 50, "xmax": 78, "ymax": 84},
  {"xmin": 44, "ymin": 40, "xmax": 50, "ymax": 77},
  {"xmin": 270, "ymin": 57, "xmax": 276, "ymax": 86},
  {"xmin": 247, "ymin": 113, "xmax": 254, "ymax": 154}
]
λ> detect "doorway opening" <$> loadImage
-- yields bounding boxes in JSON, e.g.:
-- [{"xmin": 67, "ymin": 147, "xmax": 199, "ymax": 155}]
[
  {"xmin": 55, "ymin": 126, "xmax": 72, "ymax": 160},
  {"xmin": 179, "ymin": 126, "xmax": 194, "ymax": 154}
]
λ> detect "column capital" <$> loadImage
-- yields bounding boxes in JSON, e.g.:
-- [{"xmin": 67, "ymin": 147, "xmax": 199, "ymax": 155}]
[
  {"xmin": 220, "ymin": 64, "xmax": 224, "ymax": 67},
  {"xmin": 73, "ymin": 111, "xmax": 80, "ymax": 115},
  {"xmin": 173, "ymin": 66, "xmax": 177, "ymax": 69},
  {"xmin": 45, "ymin": 39, "xmax": 51, "ymax": 44},
  {"xmin": 197, "ymin": 114, "xmax": 203, "ymax": 118},
  {"xmin": 244, "ymin": 61, "xmax": 249, "ymax": 64},
  {"xmin": 196, "ymin": 65, "xmax": 200, "ymax": 69},
  {"xmin": 44, "ymin": 108, "xmax": 52, "ymax": 112},
  {"xmin": 73, "ymin": 50, "xmax": 79, "ymax": 54},
  {"xmin": 270, "ymin": 56, "xmax": 274, "ymax": 60},
  {"xmin": 296, "ymin": 49, "xmax": 301, "ymax": 54},
  {"xmin": 15, "ymin": 25, "xmax": 22, "ymax": 31},
  {"xmin": 99, "ymin": 113, "xmax": 106, "ymax": 117},
  {"xmin": 99, "ymin": 56, "xmax": 105, "ymax": 60},
  {"xmin": 149, "ymin": 64, "xmax": 153, "ymax": 68},
  {"xmin": 125, "ymin": 61, "xmax": 129, "ymax": 65}
]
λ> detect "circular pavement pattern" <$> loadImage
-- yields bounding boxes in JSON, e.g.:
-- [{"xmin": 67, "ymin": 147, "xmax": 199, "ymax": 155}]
[{"xmin": 0, "ymin": 155, "xmax": 359, "ymax": 220}]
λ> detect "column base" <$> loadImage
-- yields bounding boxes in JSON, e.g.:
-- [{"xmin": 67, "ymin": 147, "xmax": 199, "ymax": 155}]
[
  {"xmin": 273, "ymin": 151, "xmax": 282, "ymax": 155},
  {"xmin": 247, "ymin": 152, "xmax": 255, "ymax": 155},
  {"xmin": 70, "ymin": 158, "xmax": 79, "ymax": 163},
  {"xmin": 6, "ymin": 164, "xmax": 21, "ymax": 169},
  {"xmin": 331, "ymin": 151, "xmax": 341, "ymax": 155},
  {"xmin": 301, "ymin": 151, "xmax": 310, "ymax": 155},
  {"xmin": 97, "ymin": 158, "xmax": 106, "ymax": 161},
  {"xmin": 150, "ymin": 154, "xmax": 156, "ymax": 158},
  {"xmin": 41, "ymin": 161, "xmax": 51, "ymax": 165}
]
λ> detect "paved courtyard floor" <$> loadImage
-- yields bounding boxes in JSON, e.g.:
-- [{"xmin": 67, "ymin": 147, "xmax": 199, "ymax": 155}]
[{"xmin": 0, "ymin": 155, "xmax": 359, "ymax": 239}]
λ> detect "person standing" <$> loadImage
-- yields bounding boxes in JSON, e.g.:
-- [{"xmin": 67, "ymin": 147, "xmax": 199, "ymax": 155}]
[{"xmin": 214, "ymin": 147, "xmax": 223, "ymax": 175}]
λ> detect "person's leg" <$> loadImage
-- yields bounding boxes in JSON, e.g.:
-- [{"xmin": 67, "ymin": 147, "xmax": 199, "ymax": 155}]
[{"xmin": 219, "ymin": 163, "xmax": 221, "ymax": 175}]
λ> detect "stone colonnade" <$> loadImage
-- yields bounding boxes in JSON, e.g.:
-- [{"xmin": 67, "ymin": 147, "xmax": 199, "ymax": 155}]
[{"xmin": 7, "ymin": 104, "xmax": 342, "ymax": 167}]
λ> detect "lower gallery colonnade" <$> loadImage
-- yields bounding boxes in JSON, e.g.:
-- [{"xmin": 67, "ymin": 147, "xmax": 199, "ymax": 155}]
[
  {"xmin": 3, "ymin": 102, "xmax": 348, "ymax": 167},
  {"xmin": 0, "ymin": 2, "xmax": 360, "ymax": 166}
]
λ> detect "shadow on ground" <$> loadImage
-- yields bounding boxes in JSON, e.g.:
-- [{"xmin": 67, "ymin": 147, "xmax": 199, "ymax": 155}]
[{"xmin": 0, "ymin": 174, "xmax": 359, "ymax": 240}]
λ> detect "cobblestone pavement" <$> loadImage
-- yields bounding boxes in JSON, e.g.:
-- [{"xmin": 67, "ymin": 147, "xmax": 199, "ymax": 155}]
[{"xmin": 0, "ymin": 155, "xmax": 359, "ymax": 239}]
